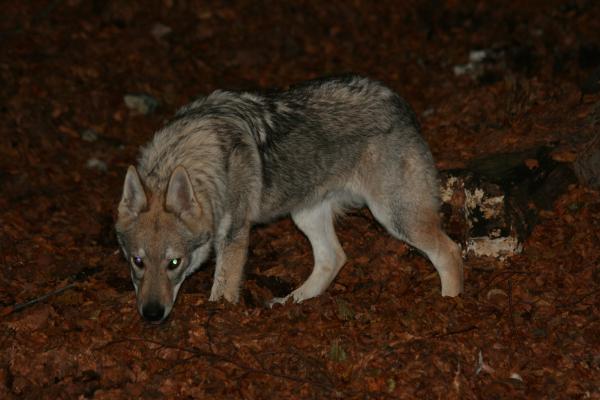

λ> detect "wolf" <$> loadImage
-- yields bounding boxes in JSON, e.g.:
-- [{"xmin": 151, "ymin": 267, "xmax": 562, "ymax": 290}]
[{"xmin": 115, "ymin": 76, "xmax": 463, "ymax": 323}]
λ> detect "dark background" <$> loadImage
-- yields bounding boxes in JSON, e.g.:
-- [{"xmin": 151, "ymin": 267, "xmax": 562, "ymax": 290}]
[{"xmin": 1, "ymin": 1, "xmax": 599, "ymax": 398}]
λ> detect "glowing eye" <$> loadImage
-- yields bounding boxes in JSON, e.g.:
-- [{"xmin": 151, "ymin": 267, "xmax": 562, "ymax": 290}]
[
  {"xmin": 168, "ymin": 258, "xmax": 182, "ymax": 270},
  {"xmin": 132, "ymin": 256, "xmax": 144, "ymax": 269}
]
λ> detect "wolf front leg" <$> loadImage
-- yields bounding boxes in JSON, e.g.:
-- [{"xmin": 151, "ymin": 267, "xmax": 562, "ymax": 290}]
[{"xmin": 209, "ymin": 228, "xmax": 250, "ymax": 303}]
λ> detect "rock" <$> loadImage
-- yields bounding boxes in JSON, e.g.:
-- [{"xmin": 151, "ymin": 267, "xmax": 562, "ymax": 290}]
[
  {"xmin": 151, "ymin": 23, "xmax": 172, "ymax": 41},
  {"xmin": 86, "ymin": 158, "xmax": 108, "ymax": 172},
  {"xmin": 469, "ymin": 49, "xmax": 488, "ymax": 63},
  {"xmin": 80, "ymin": 129, "xmax": 99, "ymax": 142},
  {"xmin": 453, "ymin": 49, "xmax": 490, "ymax": 77},
  {"xmin": 123, "ymin": 93, "xmax": 159, "ymax": 115}
]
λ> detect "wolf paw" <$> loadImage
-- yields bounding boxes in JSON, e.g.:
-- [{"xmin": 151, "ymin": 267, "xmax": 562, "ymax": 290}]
[
  {"xmin": 223, "ymin": 289, "xmax": 240, "ymax": 304},
  {"xmin": 439, "ymin": 270, "xmax": 464, "ymax": 297},
  {"xmin": 267, "ymin": 288, "xmax": 315, "ymax": 308},
  {"xmin": 266, "ymin": 294, "xmax": 292, "ymax": 308},
  {"xmin": 209, "ymin": 286, "xmax": 224, "ymax": 302},
  {"xmin": 208, "ymin": 277, "xmax": 227, "ymax": 302},
  {"xmin": 208, "ymin": 292, "xmax": 222, "ymax": 302}
]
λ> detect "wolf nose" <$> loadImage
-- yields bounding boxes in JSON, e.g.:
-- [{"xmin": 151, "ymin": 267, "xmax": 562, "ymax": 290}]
[{"xmin": 142, "ymin": 302, "xmax": 165, "ymax": 322}]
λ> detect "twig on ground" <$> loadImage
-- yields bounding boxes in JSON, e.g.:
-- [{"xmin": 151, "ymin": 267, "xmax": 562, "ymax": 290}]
[
  {"xmin": 557, "ymin": 288, "xmax": 600, "ymax": 308},
  {"xmin": 1, "ymin": 282, "xmax": 78, "ymax": 317},
  {"xmin": 507, "ymin": 277, "xmax": 516, "ymax": 367},
  {"xmin": 474, "ymin": 268, "xmax": 530, "ymax": 298},
  {"xmin": 204, "ymin": 307, "xmax": 218, "ymax": 353},
  {"xmin": 429, "ymin": 325, "xmax": 478, "ymax": 338},
  {"xmin": 98, "ymin": 336, "xmax": 342, "ymax": 394},
  {"xmin": 1, "ymin": 266, "xmax": 101, "ymax": 317}
]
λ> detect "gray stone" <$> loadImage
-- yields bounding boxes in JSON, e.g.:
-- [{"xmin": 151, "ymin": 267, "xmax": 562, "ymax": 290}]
[
  {"xmin": 124, "ymin": 93, "xmax": 159, "ymax": 115},
  {"xmin": 81, "ymin": 129, "xmax": 99, "ymax": 142},
  {"xmin": 86, "ymin": 158, "xmax": 108, "ymax": 172}
]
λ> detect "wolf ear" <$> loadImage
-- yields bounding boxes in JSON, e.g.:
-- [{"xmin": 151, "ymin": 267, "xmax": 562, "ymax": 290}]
[
  {"xmin": 118, "ymin": 166, "xmax": 147, "ymax": 219},
  {"xmin": 166, "ymin": 166, "xmax": 201, "ymax": 217}
]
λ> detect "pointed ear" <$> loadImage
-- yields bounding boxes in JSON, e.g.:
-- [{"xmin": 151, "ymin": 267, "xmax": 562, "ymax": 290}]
[
  {"xmin": 166, "ymin": 166, "xmax": 201, "ymax": 217},
  {"xmin": 118, "ymin": 166, "xmax": 147, "ymax": 219}
]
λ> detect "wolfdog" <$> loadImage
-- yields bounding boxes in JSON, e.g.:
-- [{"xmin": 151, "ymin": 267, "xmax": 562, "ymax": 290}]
[{"xmin": 116, "ymin": 76, "xmax": 463, "ymax": 323}]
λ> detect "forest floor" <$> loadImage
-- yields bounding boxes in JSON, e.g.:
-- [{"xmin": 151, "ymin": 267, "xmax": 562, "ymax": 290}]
[{"xmin": 1, "ymin": 1, "xmax": 599, "ymax": 398}]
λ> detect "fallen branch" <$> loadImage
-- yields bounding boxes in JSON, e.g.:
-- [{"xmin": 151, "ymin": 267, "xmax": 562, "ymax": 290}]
[
  {"xmin": 0, "ymin": 282, "xmax": 77, "ymax": 317},
  {"xmin": 440, "ymin": 145, "xmax": 579, "ymax": 259},
  {"xmin": 429, "ymin": 325, "xmax": 478, "ymax": 338},
  {"xmin": 0, "ymin": 266, "xmax": 101, "ymax": 317},
  {"xmin": 99, "ymin": 336, "xmax": 342, "ymax": 395},
  {"xmin": 473, "ymin": 268, "xmax": 529, "ymax": 298},
  {"xmin": 507, "ymin": 277, "xmax": 516, "ymax": 368},
  {"xmin": 557, "ymin": 288, "xmax": 600, "ymax": 308}
]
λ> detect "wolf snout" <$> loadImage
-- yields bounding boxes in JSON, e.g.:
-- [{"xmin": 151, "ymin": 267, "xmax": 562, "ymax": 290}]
[{"xmin": 141, "ymin": 302, "xmax": 165, "ymax": 323}]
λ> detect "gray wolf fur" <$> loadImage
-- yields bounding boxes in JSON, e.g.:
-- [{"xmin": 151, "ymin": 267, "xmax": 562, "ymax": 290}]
[{"xmin": 116, "ymin": 75, "xmax": 464, "ymax": 323}]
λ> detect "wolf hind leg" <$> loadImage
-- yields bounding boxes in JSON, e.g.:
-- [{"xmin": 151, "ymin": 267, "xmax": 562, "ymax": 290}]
[
  {"xmin": 269, "ymin": 201, "xmax": 346, "ymax": 306},
  {"xmin": 367, "ymin": 197, "xmax": 464, "ymax": 297}
]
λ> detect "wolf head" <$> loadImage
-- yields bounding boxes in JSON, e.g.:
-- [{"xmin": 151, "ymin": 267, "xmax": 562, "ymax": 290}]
[{"xmin": 115, "ymin": 165, "xmax": 213, "ymax": 323}]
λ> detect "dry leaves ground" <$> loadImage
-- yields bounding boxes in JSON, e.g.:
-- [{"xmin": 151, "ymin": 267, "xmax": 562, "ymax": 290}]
[{"xmin": 1, "ymin": 1, "xmax": 599, "ymax": 398}]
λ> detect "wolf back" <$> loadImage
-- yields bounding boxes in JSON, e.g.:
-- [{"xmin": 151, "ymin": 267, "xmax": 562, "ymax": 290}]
[{"xmin": 139, "ymin": 76, "xmax": 433, "ymax": 220}]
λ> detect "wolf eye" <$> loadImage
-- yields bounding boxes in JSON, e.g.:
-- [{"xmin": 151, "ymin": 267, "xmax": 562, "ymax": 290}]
[
  {"xmin": 132, "ymin": 256, "xmax": 144, "ymax": 269},
  {"xmin": 167, "ymin": 258, "xmax": 182, "ymax": 271}
]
